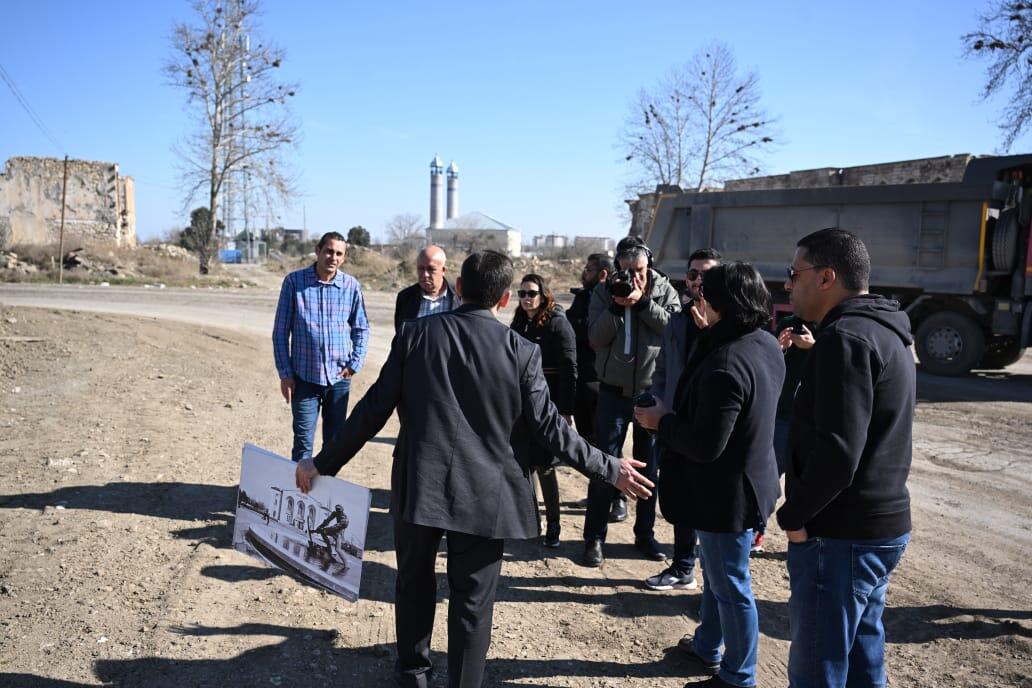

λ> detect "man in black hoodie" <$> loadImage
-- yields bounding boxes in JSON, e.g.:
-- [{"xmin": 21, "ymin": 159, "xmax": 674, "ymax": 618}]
[{"xmin": 776, "ymin": 228, "xmax": 915, "ymax": 688}]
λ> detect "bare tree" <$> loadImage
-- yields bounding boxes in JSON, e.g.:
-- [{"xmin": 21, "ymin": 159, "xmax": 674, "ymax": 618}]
[
  {"xmin": 385, "ymin": 213, "xmax": 426, "ymax": 246},
  {"xmin": 166, "ymin": 0, "xmax": 298, "ymax": 274},
  {"xmin": 618, "ymin": 43, "xmax": 775, "ymax": 192},
  {"xmin": 964, "ymin": 1, "xmax": 1032, "ymax": 150}
]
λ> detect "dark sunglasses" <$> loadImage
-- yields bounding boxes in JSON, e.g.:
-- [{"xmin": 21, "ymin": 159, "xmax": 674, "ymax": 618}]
[
  {"xmin": 517, "ymin": 290, "xmax": 540, "ymax": 298},
  {"xmin": 786, "ymin": 265, "xmax": 823, "ymax": 281},
  {"xmin": 686, "ymin": 269, "xmax": 705, "ymax": 281}
]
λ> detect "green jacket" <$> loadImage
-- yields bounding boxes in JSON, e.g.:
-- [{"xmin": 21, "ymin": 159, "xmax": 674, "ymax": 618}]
[{"xmin": 588, "ymin": 269, "xmax": 680, "ymax": 397}]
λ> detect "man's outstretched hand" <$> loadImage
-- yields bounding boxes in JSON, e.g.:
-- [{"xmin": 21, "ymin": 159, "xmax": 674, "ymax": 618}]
[
  {"xmin": 295, "ymin": 458, "xmax": 319, "ymax": 494},
  {"xmin": 615, "ymin": 457, "xmax": 654, "ymax": 500}
]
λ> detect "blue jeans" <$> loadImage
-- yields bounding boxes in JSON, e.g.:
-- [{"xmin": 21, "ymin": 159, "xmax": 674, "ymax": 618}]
[
  {"xmin": 290, "ymin": 376, "xmax": 351, "ymax": 461},
  {"xmin": 694, "ymin": 529, "xmax": 758, "ymax": 687},
  {"xmin": 787, "ymin": 533, "xmax": 910, "ymax": 688},
  {"xmin": 583, "ymin": 386, "xmax": 657, "ymax": 543}
]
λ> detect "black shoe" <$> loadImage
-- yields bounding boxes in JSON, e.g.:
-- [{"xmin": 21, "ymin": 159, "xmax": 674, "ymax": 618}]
[
  {"xmin": 543, "ymin": 522, "xmax": 561, "ymax": 548},
  {"xmin": 608, "ymin": 498, "xmax": 628, "ymax": 523},
  {"xmin": 634, "ymin": 536, "xmax": 667, "ymax": 561},
  {"xmin": 689, "ymin": 676, "xmax": 737, "ymax": 687},
  {"xmin": 581, "ymin": 539, "xmax": 603, "ymax": 567},
  {"xmin": 677, "ymin": 634, "xmax": 720, "ymax": 676}
]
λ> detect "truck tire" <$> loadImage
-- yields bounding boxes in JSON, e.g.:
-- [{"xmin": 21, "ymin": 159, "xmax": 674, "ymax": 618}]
[
  {"xmin": 978, "ymin": 336, "xmax": 1026, "ymax": 369},
  {"xmin": 991, "ymin": 208, "xmax": 1019, "ymax": 272},
  {"xmin": 915, "ymin": 312, "xmax": 986, "ymax": 376}
]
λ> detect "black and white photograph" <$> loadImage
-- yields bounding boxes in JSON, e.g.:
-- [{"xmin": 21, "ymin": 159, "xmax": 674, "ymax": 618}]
[{"xmin": 232, "ymin": 443, "xmax": 371, "ymax": 602}]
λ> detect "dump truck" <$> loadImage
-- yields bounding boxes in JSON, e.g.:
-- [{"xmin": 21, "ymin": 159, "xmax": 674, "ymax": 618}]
[{"xmin": 642, "ymin": 154, "xmax": 1032, "ymax": 376}]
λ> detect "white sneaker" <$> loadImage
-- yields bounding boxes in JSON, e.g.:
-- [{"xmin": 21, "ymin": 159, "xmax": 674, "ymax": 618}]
[{"xmin": 644, "ymin": 567, "xmax": 698, "ymax": 591}]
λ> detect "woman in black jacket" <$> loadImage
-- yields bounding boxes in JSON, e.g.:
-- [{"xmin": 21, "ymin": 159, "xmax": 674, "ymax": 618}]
[
  {"xmin": 510, "ymin": 273, "xmax": 577, "ymax": 548},
  {"xmin": 636, "ymin": 262, "xmax": 784, "ymax": 688}
]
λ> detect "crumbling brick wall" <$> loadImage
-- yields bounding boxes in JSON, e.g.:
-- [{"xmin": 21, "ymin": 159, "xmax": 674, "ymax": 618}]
[
  {"xmin": 0, "ymin": 156, "xmax": 136, "ymax": 250},
  {"xmin": 724, "ymin": 154, "xmax": 974, "ymax": 191}
]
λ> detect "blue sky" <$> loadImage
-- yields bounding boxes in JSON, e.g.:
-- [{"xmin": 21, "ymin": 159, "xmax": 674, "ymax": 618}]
[{"xmin": 0, "ymin": 1, "xmax": 1020, "ymax": 242}]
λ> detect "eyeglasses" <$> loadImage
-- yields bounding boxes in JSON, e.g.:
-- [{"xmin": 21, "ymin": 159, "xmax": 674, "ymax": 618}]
[
  {"xmin": 686, "ymin": 269, "xmax": 705, "ymax": 281},
  {"xmin": 517, "ymin": 290, "xmax": 540, "ymax": 298},
  {"xmin": 786, "ymin": 265, "xmax": 823, "ymax": 282}
]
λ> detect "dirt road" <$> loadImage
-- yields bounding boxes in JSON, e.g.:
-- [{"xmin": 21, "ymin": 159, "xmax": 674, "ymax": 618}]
[{"xmin": 0, "ymin": 283, "xmax": 1029, "ymax": 687}]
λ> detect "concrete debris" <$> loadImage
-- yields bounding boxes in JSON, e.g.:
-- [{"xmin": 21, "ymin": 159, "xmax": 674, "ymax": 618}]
[
  {"xmin": 145, "ymin": 243, "xmax": 193, "ymax": 260},
  {"xmin": 0, "ymin": 252, "xmax": 39, "ymax": 274}
]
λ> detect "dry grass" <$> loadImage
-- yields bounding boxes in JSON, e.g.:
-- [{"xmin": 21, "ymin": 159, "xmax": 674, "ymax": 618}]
[
  {"xmin": 1, "ymin": 242, "xmax": 257, "ymax": 288},
  {"xmin": 1, "ymin": 241, "xmax": 592, "ymax": 293}
]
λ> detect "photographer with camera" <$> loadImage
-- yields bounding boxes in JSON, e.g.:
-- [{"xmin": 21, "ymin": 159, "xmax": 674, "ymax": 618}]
[{"xmin": 580, "ymin": 236, "xmax": 680, "ymax": 567}]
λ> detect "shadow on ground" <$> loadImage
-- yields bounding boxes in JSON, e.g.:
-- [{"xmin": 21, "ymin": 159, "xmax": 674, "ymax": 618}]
[{"xmin": 916, "ymin": 369, "xmax": 1032, "ymax": 404}]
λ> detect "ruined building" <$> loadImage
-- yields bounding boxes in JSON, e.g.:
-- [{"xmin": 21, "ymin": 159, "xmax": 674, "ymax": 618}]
[{"xmin": 0, "ymin": 156, "xmax": 136, "ymax": 250}]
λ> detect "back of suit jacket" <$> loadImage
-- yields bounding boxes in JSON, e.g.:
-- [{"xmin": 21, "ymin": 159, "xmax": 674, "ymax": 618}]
[{"xmin": 315, "ymin": 304, "xmax": 617, "ymax": 539}]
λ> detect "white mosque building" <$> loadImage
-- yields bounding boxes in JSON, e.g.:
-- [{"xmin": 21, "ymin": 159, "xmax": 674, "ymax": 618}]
[{"xmin": 425, "ymin": 155, "xmax": 522, "ymax": 257}]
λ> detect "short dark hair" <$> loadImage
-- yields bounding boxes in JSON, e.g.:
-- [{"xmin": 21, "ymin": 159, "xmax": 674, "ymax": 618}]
[
  {"xmin": 796, "ymin": 228, "xmax": 870, "ymax": 291},
  {"xmin": 460, "ymin": 250, "xmax": 513, "ymax": 308},
  {"xmin": 615, "ymin": 235, "xmax": 652, "ymax": 269},
  {"xmin": 587, "ymin": 253, "xmax": 614, "ymax": 274},
  {"xmin": 317, "ymin": 231, "xmax": 347, "ymax": 249},
  {"xmin": 688, "ymin": 248, "xmax": 722, "ymax": 264},
  {"xmin": 701, "ymin": 262, "xmax": 772, "ymax": 330}
]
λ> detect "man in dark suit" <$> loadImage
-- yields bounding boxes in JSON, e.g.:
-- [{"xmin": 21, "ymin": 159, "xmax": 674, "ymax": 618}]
[
  {"xmin": 394, "ymin": 244, "xmax": 459, "ymax": 334},
  {"xmin": 296, "ymin": 250, "xmax": 653, "ymax": 688}
]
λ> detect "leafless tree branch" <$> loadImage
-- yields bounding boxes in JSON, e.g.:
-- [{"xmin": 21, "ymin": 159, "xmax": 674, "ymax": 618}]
[
  {"xmin": 964, "ymin": 0, "xmax": 1032, "ymax": 150},
  {"xmin": 166, "ymin": 0, "xmax": 299, "ymax": 273},
  {"xmin": 617, "ymin": 42, "xmax": 777, "ymax": 194}
]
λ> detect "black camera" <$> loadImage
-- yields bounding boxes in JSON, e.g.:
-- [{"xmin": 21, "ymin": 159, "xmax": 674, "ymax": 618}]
[
  {"xmin": 791, "ymin": 321, "xmax": 807, "ymax": 335},
  {"xmin": 633, "ymin": 392, "xmax": 656, "ymax": 408},
  {"xmin": 607, "ymin": 269, "xmax": 635, "ymax": 298}
]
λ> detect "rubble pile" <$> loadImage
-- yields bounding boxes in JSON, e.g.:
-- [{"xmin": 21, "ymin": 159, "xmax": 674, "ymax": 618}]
[
  {"xmin": 0, "ymin": 252, "xmax": 39, "ymax": 275},
  {"xmin": 61, "ymin": 248, "xmax": 139, "ymax": 278},
  {"xmin": 144, "ymin": 243, "xmax": 193, "ymax": 260}
]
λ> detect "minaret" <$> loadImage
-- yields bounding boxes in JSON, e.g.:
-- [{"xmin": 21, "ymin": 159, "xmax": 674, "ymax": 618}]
[
  {"xmin": 430, "ymin": 155, "xmax": 444, "ymax": 229},
  {"xmin": 446, "ymin": 161, "xmax": 459, "ymax": 220}
]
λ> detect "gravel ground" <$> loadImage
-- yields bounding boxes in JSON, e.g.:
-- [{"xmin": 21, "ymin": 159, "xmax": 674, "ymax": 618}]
[{"xmin": 0, "ymin": 283, "xmax": 1029, "ymax": 687}]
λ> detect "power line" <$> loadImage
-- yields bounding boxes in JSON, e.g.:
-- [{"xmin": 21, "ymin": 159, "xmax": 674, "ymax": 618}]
[{"xmin": 0, "ymin": 61, "xmax": 65, "ymax": 155}]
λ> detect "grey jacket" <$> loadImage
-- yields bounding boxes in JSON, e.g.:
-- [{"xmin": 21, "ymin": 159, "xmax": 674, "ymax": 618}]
[{"xmin": 588, "ymin": 269, "xmax": 680, "ymax": 397}]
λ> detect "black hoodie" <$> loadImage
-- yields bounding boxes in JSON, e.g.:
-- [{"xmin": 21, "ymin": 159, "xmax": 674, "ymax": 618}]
[{"xmin": 776, "ymin": 295, "xmax": 915, "ymax": 539}]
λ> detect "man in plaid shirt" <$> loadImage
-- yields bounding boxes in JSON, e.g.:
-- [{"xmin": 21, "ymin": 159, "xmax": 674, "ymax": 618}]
[{"xmin": 273, "ymin": 231, "xmax": 370, "ymax": 461}]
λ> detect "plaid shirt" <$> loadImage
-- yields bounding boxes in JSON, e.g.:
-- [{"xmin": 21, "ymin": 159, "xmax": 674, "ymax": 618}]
[
  {"xmin": 273, "ymin": 264, "xmax": 370, "ymax": 386},
  {"xmin": 417, "ymin": 290, "xmax": 454, "ymax": 319}
]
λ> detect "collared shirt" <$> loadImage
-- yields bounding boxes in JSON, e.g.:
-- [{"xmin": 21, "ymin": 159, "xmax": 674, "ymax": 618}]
[
  {"xmin": 273, "ymin": 264, "xmax": 370, "ymax": 386},
  {"xmin": 416, "ymin": 289, "xmax": 453, "ymax": 319}
]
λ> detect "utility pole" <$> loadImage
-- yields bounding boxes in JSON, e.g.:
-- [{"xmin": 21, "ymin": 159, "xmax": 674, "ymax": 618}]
[
  {"xmin": 57, "ymin": 155, "xmax": 69, "ymax": 285},
  {"xmin": 240, "ymin": 26, "xmax": 253, "ymax": 262}
]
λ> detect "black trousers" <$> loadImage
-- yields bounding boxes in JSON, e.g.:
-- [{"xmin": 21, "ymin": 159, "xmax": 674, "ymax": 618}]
[
  {"xmin": 583, "ymin": 385, "xmax": 658, "ymax": 543},
  {"xmin": 393, "ymin": 518, "xmax": 505, "ymax": 688},
  {"xmin": 573, "ymin": 381, "xmax": 599, "ymax": 445},
  {"xmin": 534, "ymin": 466, "xmax": 560, "ymax": 524}
]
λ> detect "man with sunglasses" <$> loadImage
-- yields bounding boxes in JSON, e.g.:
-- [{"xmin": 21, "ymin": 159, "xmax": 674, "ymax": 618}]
[
  {"xmin": 777, "ymin": 228, "xmax": 914, "ymax": 688},
  {"xmin": 645, "ymin": 248, "xmax": 720, "ymax": 592}
]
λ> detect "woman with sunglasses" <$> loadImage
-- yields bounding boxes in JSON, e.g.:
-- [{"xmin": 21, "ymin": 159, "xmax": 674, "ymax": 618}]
[
  {"xmin": 635, "ymin": 262, "xmax": 784, "ymax": 688},
  {"xmin": 510, "ymin": 273, "xmax": 577, "ymax": 548}
]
